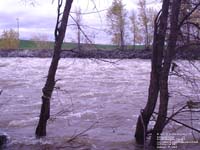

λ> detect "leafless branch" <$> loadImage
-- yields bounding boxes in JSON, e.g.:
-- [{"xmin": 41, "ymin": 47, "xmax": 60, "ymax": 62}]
[
  {"xmin": 69, "ymin": 14, "xmax": 95, "ymax": 46},
  {"xmin": 71, "ymin": 8, "xmax": 108, "ymax": 15},
  {"xmin": 67, "ymin": 121, "xmax": 98, "ymax": 142},
  {"xmin": 188, "ymin": 60, "xmax": 200, "ymax": 73},
  {"xmin": 89, "ymin": 0, "xmax": 103, "ymax": 23},
  {"xmin": 153, "ymin": 112, "xmax": 200, "ymax": 133},
  {"xmin": 49, "ymin": 86, "xmax": 74, "ymax": 120},
  {"xmin": 178, "ymin": 2, "xmax": 200, "ymax": 29},
  {"xmin": 165, "ymin": 104, "xmax": 188, "ymax": 126},
  {"xmin": 54, "ymin": 0, "xmax": 63, "ymax": 39}
]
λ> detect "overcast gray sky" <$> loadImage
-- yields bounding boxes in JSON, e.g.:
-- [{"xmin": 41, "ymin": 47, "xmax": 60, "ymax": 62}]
[{"xmin": 0, "ymin": 0, "xmax": 160, "ymax": 44}]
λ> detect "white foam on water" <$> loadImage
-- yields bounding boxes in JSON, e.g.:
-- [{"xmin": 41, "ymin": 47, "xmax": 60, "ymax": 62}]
[{"xmin": 8, "ymin": 117, "xmax": 38, "ymax": 127}]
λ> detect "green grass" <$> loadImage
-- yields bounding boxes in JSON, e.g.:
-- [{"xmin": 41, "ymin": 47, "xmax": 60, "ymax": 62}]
[
  {"xmin": 19, "ymin": 40, "xmax": 78, "ymax": 50},
  {"xmin": 19, "ymin": 40, "xmax": 37, "ymax": 49},
  {"xmin": 18, "ymin": 39, "xmax": 145, "ymax": 50}
]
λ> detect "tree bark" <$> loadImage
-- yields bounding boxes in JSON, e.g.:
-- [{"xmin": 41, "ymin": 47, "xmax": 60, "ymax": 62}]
[
  {"xmin": 145, "ymin": 22, "xmax": 149, "ymax": 48},
  {"xmin": 120, "ymin": 28, "xmax": 125, "ymax": 50},
  {"xmin": 78, "ymin": 28, "xmax": 81, "ymax": 50},
  {"xmin": 35, "ymin": 0, "xmax": 73, "ymax": 137},
  {"xmin": 150, "ymin": 0, "xmax": 182, "ymax": 147},
  {"xmin": 135, "ymin": 0, "xmax": 170, "ymax": 144}
]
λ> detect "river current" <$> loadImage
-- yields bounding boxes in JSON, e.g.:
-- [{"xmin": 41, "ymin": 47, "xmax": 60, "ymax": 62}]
[{"xmin": 0, "ymin": 58, "xmax": 199, "ymax": 150}]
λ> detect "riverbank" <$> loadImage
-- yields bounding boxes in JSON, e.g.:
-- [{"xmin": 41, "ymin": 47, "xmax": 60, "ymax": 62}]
[{"xmin": 0, "ymin": 48, "xmax": 199, "ymax": 59}]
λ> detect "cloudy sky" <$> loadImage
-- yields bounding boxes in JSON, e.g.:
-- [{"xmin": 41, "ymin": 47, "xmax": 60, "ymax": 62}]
[{"xmin": 0, "ymin": 0, "xmax": 160, "ymax": 44}]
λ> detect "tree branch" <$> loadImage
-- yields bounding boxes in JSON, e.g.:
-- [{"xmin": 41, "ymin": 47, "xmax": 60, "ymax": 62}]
[
  {"xmin": 67, "ymin": 121, "xmax": 98, "ymax": 142},
  {"xmin": 178, "ymin": 2, "xmax": 200, "ymax": 29}
]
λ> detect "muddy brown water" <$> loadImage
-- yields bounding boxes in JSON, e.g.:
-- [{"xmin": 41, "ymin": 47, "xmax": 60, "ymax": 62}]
[{"xmin": 0, "ymin": 58, "xmax": 199, "ymax": 150}]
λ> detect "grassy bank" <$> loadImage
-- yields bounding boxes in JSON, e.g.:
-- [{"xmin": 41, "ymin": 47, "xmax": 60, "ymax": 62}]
[{"xmin": 18, "ymin": 40, "xmax": 145, "ymax": 50}]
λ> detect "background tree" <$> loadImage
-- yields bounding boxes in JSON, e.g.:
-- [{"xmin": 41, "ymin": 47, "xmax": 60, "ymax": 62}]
[
  {"xmin": 138, "ymin": 0, "xmax": 157, "ymax": 48},
  {"xmin": 147, "ymin": 8, "xmax": 157, "ymax": 46},
  {"xmin": 0, "ymin": 29, "xmax": 19, "ymax": 49},
  {"xmin": 138, "ymin": 0, "xmax": 149, "ymax": 48},
  {"xmin": 73, "ymin": 7, "xmax": 82, "ymax": 51},
  {"xmin": 129, "ymin": 10, "xmax": 142, "ymax": 49},
  {"xmin": 31, "ymin": 34, "xmax": 51, "ymax": 49},
  {"xmin": 106, "ymin": 0, "xmax": 127, "ymax": 50}
]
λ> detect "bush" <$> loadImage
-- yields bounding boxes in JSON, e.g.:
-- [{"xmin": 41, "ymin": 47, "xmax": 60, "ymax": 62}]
[
  {"xmin": 31, "ymin": 34, "xmax": 51, "ymax": 49},
  {"xmin": 0, "ymin": 29, "xmax": 19, "ymax": 49}
]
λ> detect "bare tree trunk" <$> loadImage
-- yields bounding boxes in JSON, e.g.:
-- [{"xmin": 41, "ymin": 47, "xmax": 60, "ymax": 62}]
[
  {"xmin": 150, "ymin": 0, "xmax": 182, "ymax": 147},
  {"xmin": 133, "ymin": 33, "xmax": 136, "ymax": 50},
  {"xmin": 135, "ymin": 0, "xmax": 170, "ymax": 144},
  {"xmin": 120, "ymin": 29, "xmax": 124, "ymax": 50},
  {"xmin": 187, "ymin": 23, "xmax": 190, "ymax": 43},
  {"xmin": 145, "ymin": 23, "xmax": 149, "ymax": 48},
  {"xmin": 78, "ymin": 28, "xmax": 81, "ymax": 50},
  {"xmin": 76, "ymin": 7, "xmax": 81, "ymax": 51},
  {"xmin": 35, "ymin": 0, "xmax": 73, "ymax": 137}
]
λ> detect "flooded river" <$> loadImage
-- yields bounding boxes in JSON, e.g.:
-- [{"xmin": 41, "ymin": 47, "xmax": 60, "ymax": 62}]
[{"xmin": 0, "ymin": 58, "xmax": 199, "ymax": 149}]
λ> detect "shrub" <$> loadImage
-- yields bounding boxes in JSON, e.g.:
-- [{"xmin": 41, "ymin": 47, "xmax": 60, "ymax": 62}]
[
  {"xmin": 0, "ymin": 29, "xmax": 19, "ymax": 49},
  {"xmin": 31, "ymin": 34, "xmax": 51, "ymax": 49}
]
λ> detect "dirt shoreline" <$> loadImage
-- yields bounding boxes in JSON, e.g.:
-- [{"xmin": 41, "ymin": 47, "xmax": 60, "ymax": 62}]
[{"xmin": 0, "ymin": 48, "xmax": 199, "ymax": 60}]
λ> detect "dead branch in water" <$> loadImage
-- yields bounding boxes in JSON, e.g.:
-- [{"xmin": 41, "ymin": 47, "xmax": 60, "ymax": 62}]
[
  {"xmin": 57, "ymin": 121, "xmax": 98, "ymax": 149},
  {"xmin": 67, "ymin": 121, "xmax": 98, "ymax": 142}
]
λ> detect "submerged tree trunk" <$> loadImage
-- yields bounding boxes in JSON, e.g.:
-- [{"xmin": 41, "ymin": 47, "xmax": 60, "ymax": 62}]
[
  {"xmin": 150, "ymin": 0, "xmax": 182, "ymax": 147},
  {"xmin": 135, "ymin": 0, "xmax": 170, "ymax": 144},
  {"xmin": 35, "ymin": 0, "xmax": 73, "ymax": 137}
]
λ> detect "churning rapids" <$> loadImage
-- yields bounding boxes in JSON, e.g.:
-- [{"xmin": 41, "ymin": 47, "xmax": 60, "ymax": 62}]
[{"xmin": 0, "ymin": 58, "xmax": 199, "ymax": 150}]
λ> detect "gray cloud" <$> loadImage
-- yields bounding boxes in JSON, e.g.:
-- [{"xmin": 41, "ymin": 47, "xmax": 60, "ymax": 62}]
[{"xmin": 0, "ymin": 0, "xmax": 159, "ymax": 43}]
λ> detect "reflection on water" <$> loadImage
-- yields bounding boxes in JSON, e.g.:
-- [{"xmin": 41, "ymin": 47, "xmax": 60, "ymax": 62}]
[{"xmin": 0, "ymin": 58, "xmax": 199, "ymax": 149}]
